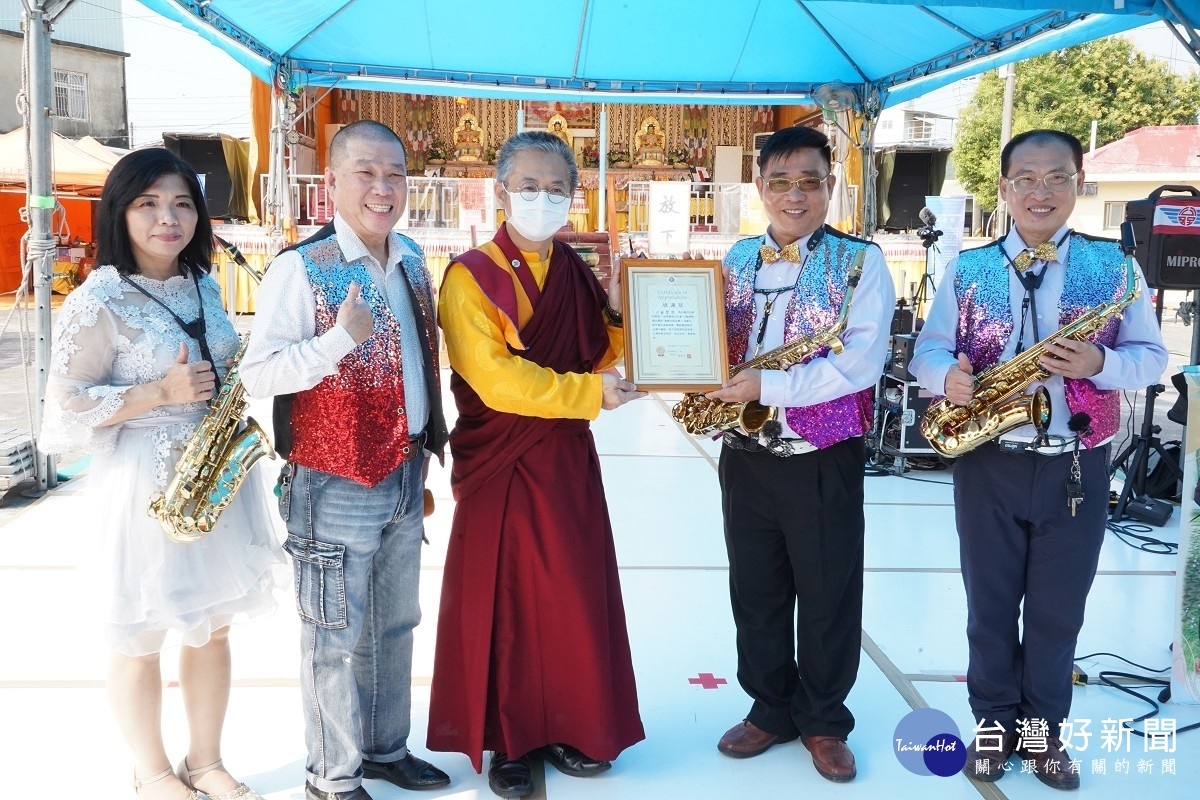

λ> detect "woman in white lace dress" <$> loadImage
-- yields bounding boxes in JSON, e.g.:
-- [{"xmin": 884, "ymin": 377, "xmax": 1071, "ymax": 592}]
[{"xmin": 40, "ymin": 149, "xmax": 279, "ymax": 800}]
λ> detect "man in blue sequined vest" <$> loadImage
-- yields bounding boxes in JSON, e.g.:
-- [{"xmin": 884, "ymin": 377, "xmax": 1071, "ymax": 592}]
[{"xmin": 911, "ymin": 129, "xmax": 1166, "ymax": 791}]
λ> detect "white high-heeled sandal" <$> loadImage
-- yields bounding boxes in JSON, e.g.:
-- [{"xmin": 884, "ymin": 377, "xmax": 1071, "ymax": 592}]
[
  {"xmin": 177, "ymin": 758, "xmax": 264, "ymax": 800},
  {"xmin": 133, "ymin": 767, "xmax": 201, "ymax": 799}
]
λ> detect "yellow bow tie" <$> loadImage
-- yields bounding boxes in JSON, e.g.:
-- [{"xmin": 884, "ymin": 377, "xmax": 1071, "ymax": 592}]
[
  {"xmin": 760, "ymin": 242, "xmax": 802, "ymax": 264},
  {"xmin": 1012, "ymin": 241, "xmax": 1059, "ymax": 272}
]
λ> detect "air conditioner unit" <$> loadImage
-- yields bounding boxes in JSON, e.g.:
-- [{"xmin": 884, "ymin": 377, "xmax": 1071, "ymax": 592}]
[{"xmin": 751, "ymin": 131, "xmax": 774, "ymax": 157}]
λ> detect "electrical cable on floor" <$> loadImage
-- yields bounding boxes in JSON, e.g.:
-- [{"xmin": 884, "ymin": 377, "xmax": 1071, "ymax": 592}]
[
  {"xmin": 1093, "ymin": 670, "xmax": 1200, "ymax": 738},
  {"xmin": 905, "ymin": 456, "xmax": 946, "ymax": 471},
  {"xmin": 1105, "ymin": 518, "xmax": 1178, "ymax": 555},
  {"xmin": 1111, "ymin": 388, "xmax": 1138, "ymax": 466},
  {"xmin": 1076, "ymin": 652, "xmax": 1170, "ymax": 673},
  {"xmin": 896, "ymin": 472, "xmax": 953, "ymax": 486}
]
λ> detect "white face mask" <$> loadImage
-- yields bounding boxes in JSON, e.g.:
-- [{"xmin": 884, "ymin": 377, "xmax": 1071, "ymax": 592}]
[{"xmin": 504, "ymin": 189, "xmax": 570, "ymax": 242}]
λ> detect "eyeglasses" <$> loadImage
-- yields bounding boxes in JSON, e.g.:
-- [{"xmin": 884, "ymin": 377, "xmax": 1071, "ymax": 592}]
[
  {"xmin": 1004, "ymin": 172, "xmax": 1078, "ymax": 195},
  {"xmin": 764, "ymin": 176, "xmax": 829, "ymax": 194},
  {"xmin": 505, "ymin": 185, "xmax": 571, "ymax": 204}
]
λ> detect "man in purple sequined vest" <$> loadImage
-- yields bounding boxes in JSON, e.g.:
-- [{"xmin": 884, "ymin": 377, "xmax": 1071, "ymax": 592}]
[
  {"xmin": 707, "ymin": 127, "xmax": 895, "ymax": 782},
  {"xmin": 911, "ymin": 130, "xmax": 1166, "ymax": 791}
]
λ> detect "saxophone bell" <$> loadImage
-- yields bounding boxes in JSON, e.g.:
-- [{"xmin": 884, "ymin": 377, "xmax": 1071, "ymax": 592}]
[{"xmin": 738, "ymin": 401, "xmax": 778, "ymax": 435}]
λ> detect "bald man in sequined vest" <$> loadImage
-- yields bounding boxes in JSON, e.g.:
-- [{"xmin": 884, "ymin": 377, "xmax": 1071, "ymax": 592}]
[{"xmin": 243, "ymin": 121, "xmax": 450, "ymax": 800}]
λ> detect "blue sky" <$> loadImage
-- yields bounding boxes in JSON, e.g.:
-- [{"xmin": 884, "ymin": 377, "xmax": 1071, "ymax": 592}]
[{"xmin": 122, "ymin": 0, "xmax": 251, "ymax": 146}]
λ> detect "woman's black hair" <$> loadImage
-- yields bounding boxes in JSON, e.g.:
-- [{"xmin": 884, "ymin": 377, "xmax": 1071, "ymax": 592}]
[{"xmin": 95, "ymin": 147, "xmax": 213, "ymax": 276}]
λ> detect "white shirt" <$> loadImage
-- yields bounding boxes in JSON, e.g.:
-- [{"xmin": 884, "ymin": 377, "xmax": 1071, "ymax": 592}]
[
  {"xmin": 743, "ymin": 229, "xmax": 896, "ymax": 439},
  {"xmin": 242, "ymin": 214, "xmax": 429, "ymax": 435}
]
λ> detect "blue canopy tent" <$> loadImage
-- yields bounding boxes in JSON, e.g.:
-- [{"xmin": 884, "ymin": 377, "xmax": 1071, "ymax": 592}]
[
  {"xmin": 132, "ymin": 0, "xmax": 1187, "ymax": 105},
  {"xmin": 130, "ymin": 0, "xmax": 1192, "ymax": 238}
]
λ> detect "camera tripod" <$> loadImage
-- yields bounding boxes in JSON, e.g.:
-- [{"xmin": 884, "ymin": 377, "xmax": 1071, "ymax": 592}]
[
  {"xmin": 1109, "ymin": 382, "xmax": 1182, "ymax": 520},
  {"xmin": 910, "ymin": 228, "xmax": 941, "ymax": 328}
]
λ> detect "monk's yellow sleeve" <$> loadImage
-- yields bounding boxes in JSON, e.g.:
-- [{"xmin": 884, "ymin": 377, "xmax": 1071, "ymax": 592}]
[
  {"xmin": 439, "ymin": 264, "xmax": 604, "ymax": 420},
  {"xmin": 597, "ymin": 323, "xmax": 624, "ymax": 372}
]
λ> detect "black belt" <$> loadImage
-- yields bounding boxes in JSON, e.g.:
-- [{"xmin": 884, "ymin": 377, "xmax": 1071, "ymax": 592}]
[
  {"xmin": 410, "ymin": 429, "xmax": 429, "ymax": 452},
  {"xmin": 722, "ymin": 431, "xmax": 813, "ymax": 457},
  {"xmin": 991, "ymin": 437, "xmax": 1075, "ymax": 456}
]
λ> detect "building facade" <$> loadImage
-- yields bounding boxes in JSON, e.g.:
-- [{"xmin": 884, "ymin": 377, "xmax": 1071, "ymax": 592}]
[
  {"xmin": 0, "ymin": 0, "xmax": 128, "ymax": 146},
  {"xmin": 1076, "ymin": 126, "xmax": 1200, "ymax": 238}
]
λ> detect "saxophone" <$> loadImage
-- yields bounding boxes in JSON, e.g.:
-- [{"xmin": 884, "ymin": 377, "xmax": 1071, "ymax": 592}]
[
  {"xmin": 150, "ymin": 336, "xmax": 275, "ymax": 543},
  {"xmin": 671, "ymin": 251, "xmax": 866, "ymax": 437},
  {"xmin": 920, "ymin": 256, "xmax": 1140, "ymax": 458}
]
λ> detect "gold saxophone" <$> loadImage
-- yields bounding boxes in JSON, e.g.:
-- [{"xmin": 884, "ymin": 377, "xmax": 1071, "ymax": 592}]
[
  {"xmin": 920, "ymin": 256, "xmax": 1140, "ymax": 458},
  {"xmin": 150, "ymin": 335, "xmax": 275, "ymax": 543},
  {"xmin": 671, "ymin": 251, "xmax": 866, "ymax": 437}
]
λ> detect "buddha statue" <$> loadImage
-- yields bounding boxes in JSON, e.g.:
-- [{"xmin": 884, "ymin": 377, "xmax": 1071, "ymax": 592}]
[
  {"xmin": 547, "ymin": 114, "xmax": 572, "ymax": 146},
  {"xmin": 635, "ymin": 118, "xmax": 666, "ymax": 166},
  {"xmin": 453, "ymin": 114, "xmax": 484, "ymax": 162}
]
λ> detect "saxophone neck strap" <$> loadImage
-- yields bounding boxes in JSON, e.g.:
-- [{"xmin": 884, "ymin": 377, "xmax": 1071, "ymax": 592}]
[
  {"xmin": 1004, "ymin": 233, "xmax": 1067, "ymax": 355},
  {"xmin": 120, "ymin": 269, "xmax": 214, "ymax": 366}
]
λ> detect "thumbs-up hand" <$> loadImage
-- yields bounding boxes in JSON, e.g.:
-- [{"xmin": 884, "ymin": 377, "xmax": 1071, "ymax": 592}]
[
  {"xmin": 944, "ymin": 353, "xmax": 976, "ymax": 407},
  {"xmin": 159, "ymin": 340, "xmax": 216, "ymax": 404},
  {"xmin": 336, "ymin": 282, "xmax": 374, "ymax": 344}
]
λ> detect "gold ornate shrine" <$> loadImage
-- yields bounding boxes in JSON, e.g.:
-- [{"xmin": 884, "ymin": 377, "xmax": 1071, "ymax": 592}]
[
  {"xmin": 452, "ymin": 112, "xmax": 485, "ymax": 162},
  {"xmin": 634, "ymin": 117, "xmax": 667, "ymax": 166},
  {"xmin": 547, "ymin": 114, "xmax": 572, "ymax": 146}
]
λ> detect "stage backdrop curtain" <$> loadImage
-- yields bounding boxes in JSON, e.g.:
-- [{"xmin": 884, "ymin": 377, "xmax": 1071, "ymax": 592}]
[
  {"xmin": 875, "ymin": 151, "xmax": 896, "ymax": 229},
  {"xmin": 928, "ymin": 151, "xmax": 949, "ymax": 198}
]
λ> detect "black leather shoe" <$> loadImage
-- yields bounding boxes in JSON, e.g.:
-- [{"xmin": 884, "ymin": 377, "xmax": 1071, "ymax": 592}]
[
  {"xmin": 538, "ymin": 743, "xmax": 612, "ymax": 777},
  {"xmin": 305, "ymin": 780, "xmax": 373, "ymax": 800},
  {"xmin": 488, "ymin": 753, "xmax": 533, "ymax": 798},
  {"xmin": 362, "ymin": 753, "xmax": 450, "ymax": 790},
  {"xmin": 963, "ymin": 731, "xmax": 1018, "ymax": 782},
  {"xmin": 1016, "ymin": 737, "xmax": 1081, "ymax": 790}
]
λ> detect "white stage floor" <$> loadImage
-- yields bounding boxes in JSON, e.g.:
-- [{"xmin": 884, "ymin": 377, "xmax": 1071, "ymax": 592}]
[{"xmin": 2, "ymin": 381, "xmax": 1197, "ymax": 799}]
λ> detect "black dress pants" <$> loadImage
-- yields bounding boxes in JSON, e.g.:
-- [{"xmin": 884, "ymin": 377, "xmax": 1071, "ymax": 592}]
[
  {"xmin": 718, "ymin": 437, "xmax": 865, "ymax": 740},
  {"xmin": 953, "ymin": 442, "xmax": 1110, "ymax": 738}
]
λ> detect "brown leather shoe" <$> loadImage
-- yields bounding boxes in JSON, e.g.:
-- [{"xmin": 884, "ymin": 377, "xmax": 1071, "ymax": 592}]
[
  {"xmin": 1017, "ymin": 737, "xmax": 1080, "ymax": 790},
  {"xmin": 717, "ymin": 720, "xmax": 797, "ymax": 759},
  {"xmin": 963, "ymin": 731, "xmax": 1018, "ymax": 782},
  {"xmin": 802, "ymin": 736, "xmax": 856, "ymax": 782}
]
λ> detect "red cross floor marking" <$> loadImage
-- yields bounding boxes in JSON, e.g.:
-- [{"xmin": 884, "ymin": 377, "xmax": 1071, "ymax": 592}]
[{"xmin": 689, "ymin": 673, "xmax": 728, "ymax": 689}]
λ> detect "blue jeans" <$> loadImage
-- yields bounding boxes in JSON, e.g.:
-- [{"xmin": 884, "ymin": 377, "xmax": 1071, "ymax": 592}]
[{"xmin": 280, "ymin": 456, "xmax": 426, "ymax": 794}]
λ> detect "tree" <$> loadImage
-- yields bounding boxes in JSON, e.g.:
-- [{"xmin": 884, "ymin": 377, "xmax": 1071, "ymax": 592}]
[{"xmin": 954, "ymin": 37, "xmax": 1200, "ymax": 212}]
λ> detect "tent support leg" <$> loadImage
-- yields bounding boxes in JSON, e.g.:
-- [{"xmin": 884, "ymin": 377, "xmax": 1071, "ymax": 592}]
[{"xmin": 25, "ymin": 0, "xmax": 73, "ymax": 493}]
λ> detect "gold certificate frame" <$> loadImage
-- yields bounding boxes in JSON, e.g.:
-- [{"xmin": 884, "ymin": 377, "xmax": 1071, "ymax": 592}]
[{"xmin": 621, "ymin": 259, "xmax": 728, "ymax": 391}]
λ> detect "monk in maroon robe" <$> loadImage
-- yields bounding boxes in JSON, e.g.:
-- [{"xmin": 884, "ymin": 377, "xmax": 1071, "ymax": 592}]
[{"xmin": 428, "ymin": 132, "xmax": 644, "ymax": 799}]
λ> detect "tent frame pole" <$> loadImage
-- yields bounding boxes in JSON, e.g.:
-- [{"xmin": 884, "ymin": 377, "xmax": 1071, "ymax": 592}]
[
  {"xmin": 598, "ymin": 105, "xmax": 608, "ymax": 232},
  {"xmin": 25, "ymin": 0, "xmax": 75, "ymax": 493}
]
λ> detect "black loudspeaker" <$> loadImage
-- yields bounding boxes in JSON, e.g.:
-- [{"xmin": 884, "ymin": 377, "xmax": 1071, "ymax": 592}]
[
  {"xmin": 1124, "ymin": 185, "xmax": 1200, "ymax": 289},
  {"xmin": 882, "ymin": 152, "xmax": 936, "ymax": 230},
  {"xmin": 890, "ymin": 333, "xmax": 919, "ymax": 381},
  {"xmin": 163, "ymin": 134, "xmax": 235, "ymax": 219}
]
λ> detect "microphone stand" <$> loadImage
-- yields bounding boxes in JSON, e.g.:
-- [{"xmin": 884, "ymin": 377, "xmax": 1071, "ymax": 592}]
[{"xmin": 1109, "ymin": 221, "xmax": 1181, "ymax": 520}]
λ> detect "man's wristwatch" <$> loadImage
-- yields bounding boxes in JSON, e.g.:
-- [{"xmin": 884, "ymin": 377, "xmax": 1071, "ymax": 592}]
[{"xmin": 603, "ymin": 304, "xmax": 624, "ymax": 328}]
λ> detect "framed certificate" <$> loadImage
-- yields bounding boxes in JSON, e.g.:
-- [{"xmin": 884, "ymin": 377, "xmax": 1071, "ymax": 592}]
[{"xmin": 621, "ymin": 259, "xmax": 728, "ymax": 391}]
